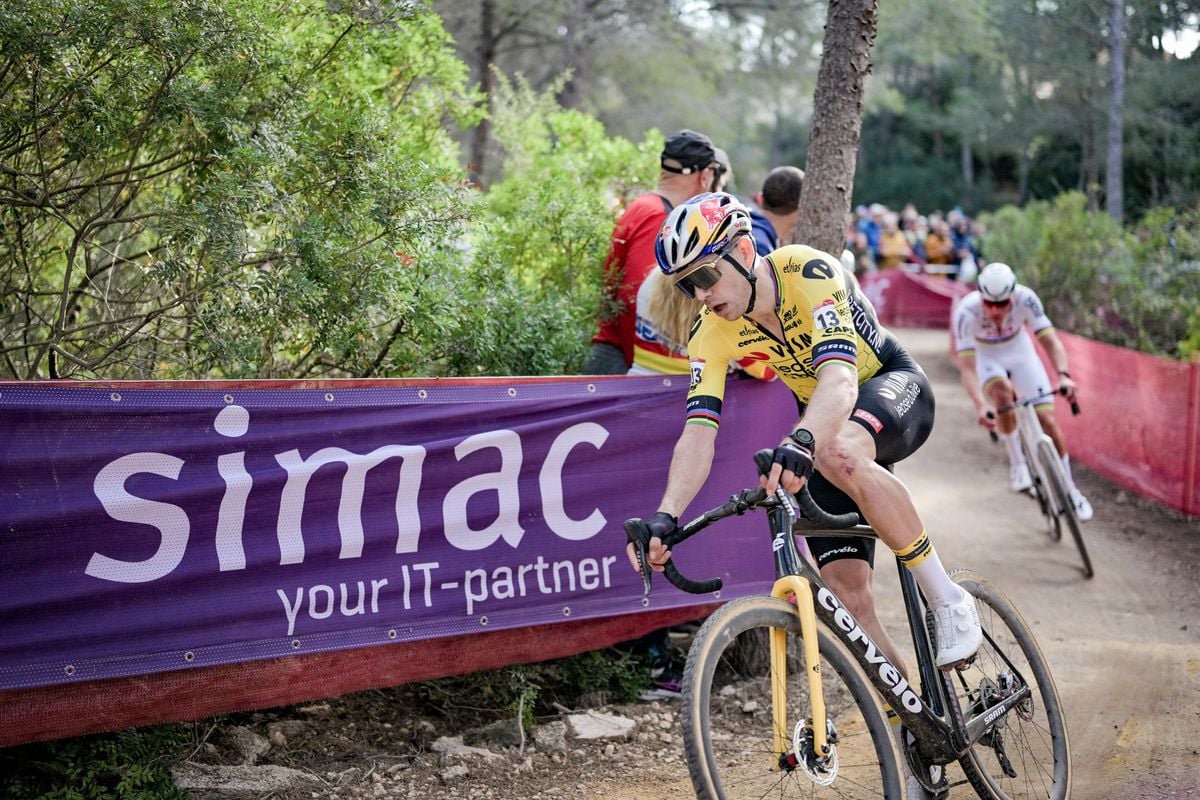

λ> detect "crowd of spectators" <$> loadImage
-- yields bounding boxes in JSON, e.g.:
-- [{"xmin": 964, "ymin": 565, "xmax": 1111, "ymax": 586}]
[{"xmin": 846, "ymin": 202, "xmax": 986, "ymax": 282}]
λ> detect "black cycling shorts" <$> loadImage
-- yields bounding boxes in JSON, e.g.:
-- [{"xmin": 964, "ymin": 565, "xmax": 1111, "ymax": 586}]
[{"xmin": 801, "ymin": 346, "xmax": 935, "ymax": 568}]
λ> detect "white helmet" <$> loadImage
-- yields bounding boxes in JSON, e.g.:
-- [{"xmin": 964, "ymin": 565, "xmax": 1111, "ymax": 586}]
[{"xmin": 977, "ymin": 262, "xmax": 1017, "ymax": 303}]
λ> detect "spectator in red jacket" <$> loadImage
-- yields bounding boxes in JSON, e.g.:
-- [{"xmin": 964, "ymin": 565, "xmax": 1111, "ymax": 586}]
[{"xmin": 583, "ymin": 130, "xmax": 725, "ymax": 374}]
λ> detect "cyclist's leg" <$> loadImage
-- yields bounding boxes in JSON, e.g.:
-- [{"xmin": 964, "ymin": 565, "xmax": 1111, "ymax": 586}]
[
  {"xmin": 805, "ymin": 476, "xmax": 907, "ymax": 678},
  {"xmin": 1007, "ymin": 342, "xmax": 1062, "ymax": 452},
  {"xmin": 820, "ymin": 361, "xmax": 980, "ymax": 666}
]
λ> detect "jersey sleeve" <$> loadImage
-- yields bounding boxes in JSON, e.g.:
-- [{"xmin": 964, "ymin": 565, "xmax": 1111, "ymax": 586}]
[
  {"xmin": 1019, "ymin": 287, "xmax": 1054, "ymax": 335},
  {"xmin": 684, "ymin": 313, "xmax": 736, "ymax": 430},
  {"xmin": 952, "ymin": 297, "xmax": 978, "ymax": 354}
]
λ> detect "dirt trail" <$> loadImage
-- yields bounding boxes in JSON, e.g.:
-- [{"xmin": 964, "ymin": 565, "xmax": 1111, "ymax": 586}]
[{"xmin": 884, "ymin": 327, "xmax": 1200, "ymax": 799}]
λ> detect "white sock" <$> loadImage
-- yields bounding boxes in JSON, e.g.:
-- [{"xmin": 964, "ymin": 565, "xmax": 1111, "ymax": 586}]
[
  {"xmin": 894, "ymin": 532, "xmax": 965, "ymax": 608},
  {"xmin": 1001, "ymin": 431, "xmax": 1024, "ymax": 467},
  {"xmin": 1060, "ymin": 453, "xmax": 1078, "ymax": 491}
]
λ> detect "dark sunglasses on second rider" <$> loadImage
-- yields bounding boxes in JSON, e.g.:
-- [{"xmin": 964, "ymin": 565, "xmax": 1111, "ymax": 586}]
[{"xmin": 982, "ymin": 298, "xmax": 1012, "ymax": 309}]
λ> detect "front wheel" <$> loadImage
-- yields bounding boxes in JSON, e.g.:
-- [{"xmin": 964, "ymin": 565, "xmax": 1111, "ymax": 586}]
[
  {"xmin": 1022, "ymin": 436, "xmax": 1060, "ymax": 541},
  {"xmin": 950, "ymin": 569, "xmax": 1072, "ymax": 800},
  {"xmin": 1037, "ymin": 439, "xmax": 1093, "ymax": 578},
  {"xmin": 680, "ymin": 595, "xmax": 902, "ymax": 799}
]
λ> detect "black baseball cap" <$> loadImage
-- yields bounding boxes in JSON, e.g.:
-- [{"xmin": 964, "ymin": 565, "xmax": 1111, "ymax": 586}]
[{"xmin": 661, "ymin": 129, "xmax": 716, "ymax": 175}]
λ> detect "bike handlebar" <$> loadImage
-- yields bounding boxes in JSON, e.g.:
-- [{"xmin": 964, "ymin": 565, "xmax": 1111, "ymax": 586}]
[
  {"xmin": 985, "ymin": 385, "xmax": 1081, "ymax": 443},
  {"xmin": 623, "ymin": 449, "xmax": 860, "ymax": 597}
]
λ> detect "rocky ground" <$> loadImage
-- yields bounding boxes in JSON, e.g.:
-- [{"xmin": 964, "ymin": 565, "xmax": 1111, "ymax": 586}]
[{"xmin": 172, "ymin": 687, "xmax": 690, "ymax": 800}]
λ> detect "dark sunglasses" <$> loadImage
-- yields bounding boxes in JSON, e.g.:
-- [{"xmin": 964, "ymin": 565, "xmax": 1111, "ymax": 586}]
[
  {"xmin": 674, "ymin": 261, "xmax": 722, "ymax": 298},
  {"xmin": 982, "ymin": 298, "xmax": 1011, "ymax": 308}
]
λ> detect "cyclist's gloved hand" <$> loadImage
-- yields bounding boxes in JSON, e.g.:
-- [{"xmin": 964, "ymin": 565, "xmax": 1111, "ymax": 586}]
[
  {"xmin": 646, "ymin": 510, "xmax": 679, "ymax": 540},
  {"xmin": 772, "ymin": 443, "xmax": 815, "ymax": 484},
  {"xmin": 625, "ymin": 511, "xmax": 678, "ymax": 576}
]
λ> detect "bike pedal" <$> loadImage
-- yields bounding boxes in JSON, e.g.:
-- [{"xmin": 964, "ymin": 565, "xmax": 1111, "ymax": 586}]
[{"xmin": 939, "ymin": 655, "xmax": 977, "ymax": 672}]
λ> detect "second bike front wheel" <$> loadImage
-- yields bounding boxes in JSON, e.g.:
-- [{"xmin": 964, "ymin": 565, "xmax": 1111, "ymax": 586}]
[
  {"xmin": 1021, "ymin": 437, "xmax": 1060, "ymax": 541},
  {"xmin": 1037, "ymin": 439, "xmax": 1094, "ymax": 578},
  {"xmin": 680, "ymin": 595, "xmax": 902, "ymax": 799}
]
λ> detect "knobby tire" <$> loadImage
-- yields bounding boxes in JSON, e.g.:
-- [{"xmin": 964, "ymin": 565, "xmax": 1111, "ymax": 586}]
[
  {"xmin": 680, "ymin": 595, "xmax": 902, "ymax": 799},
  {"xmin": 1037, "ymin": 439, "xmax": 1094, "ymax": 578},
  {"xmin": 1021, "ymin": 436, "xmax": 1060, "ymax": 541}
]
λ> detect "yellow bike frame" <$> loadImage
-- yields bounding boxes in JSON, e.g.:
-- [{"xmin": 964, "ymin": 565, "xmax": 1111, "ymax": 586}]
[{"xmin": 770, "ymin": 574, "xmax": 829, "ymax": 763}]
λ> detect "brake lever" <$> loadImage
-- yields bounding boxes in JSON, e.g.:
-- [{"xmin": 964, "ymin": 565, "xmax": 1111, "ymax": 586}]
[{"xmin": 623, "ymin": 518, "xmax": 654, "ymax": 597}]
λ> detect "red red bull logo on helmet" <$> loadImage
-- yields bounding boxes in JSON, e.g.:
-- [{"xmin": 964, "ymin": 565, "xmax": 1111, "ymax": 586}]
[{"xmin": 698, "ymin": 196, "xmax": 725, "ymax": 227}]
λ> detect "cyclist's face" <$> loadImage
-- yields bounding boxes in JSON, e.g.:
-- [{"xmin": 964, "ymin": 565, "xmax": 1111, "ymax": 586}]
[
  {"xmin": 692, "ymin": 240, "xmax": 753, "ymax": 319},
  {"xmin": 982, "ymin": 297, "xmax": 1011, "ymax": 324}
]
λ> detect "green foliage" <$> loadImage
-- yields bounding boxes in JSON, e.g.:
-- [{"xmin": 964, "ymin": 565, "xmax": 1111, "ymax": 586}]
[
  {"xmin": 551, "ymin": 648, "xmax": 649, "ymax": 704},
  {"xmin": 402, "ymin": 648, "xmax": 648, "ymax": 726},
  {"xmin": 0, "ymin": 726, "xmax": 188, "ymax": 800},
  {"xmin": 442, "ymin": 72, "xmax": 658, "ymax": 376},
  {"xmin": 0, "ymin": 0, "xmax": 480, "ymax": 379},
  {"xmin": 980, "ymin": 192, "xmax": 1200, "ymax": 358}
]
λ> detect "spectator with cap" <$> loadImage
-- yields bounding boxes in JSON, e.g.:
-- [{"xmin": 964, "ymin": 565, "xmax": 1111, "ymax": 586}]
[
  {"xmin": 749, "ymin": 165, "xmax": 804, "ymax": 256},
  {"xmin": 583, "ymin": 129, "xmax": 725, "ymax": 374}
]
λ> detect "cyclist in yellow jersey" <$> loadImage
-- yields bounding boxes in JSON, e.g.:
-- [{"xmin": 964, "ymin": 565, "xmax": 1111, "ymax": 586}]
[{"xmin": 624, "ymin": 192, "xmax": 983, "ymax": 674}]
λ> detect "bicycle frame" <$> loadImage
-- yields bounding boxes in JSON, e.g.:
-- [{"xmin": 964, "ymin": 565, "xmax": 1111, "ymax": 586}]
[
  {"xmin": 757, "ymin": 487, "xmax": 1033, "ymax": 769},
  {"xmin": 1012, "ymin": 400, "xmax": 1063, "ymax": 515}
]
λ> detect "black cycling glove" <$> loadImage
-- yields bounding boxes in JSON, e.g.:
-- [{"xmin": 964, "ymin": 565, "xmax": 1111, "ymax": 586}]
[
  {"xmin": 646, "ymin": 511, "xmax": 679, "ymax": 540},
  {"xmin": 771, "ymin": 443, "xmax": 815, "ymax": 483}
]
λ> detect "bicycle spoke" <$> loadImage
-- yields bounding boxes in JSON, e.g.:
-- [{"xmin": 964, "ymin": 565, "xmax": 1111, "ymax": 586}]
[{"xmin": 682, "ymin": 596, "xmax": 900, "ymax": 799}]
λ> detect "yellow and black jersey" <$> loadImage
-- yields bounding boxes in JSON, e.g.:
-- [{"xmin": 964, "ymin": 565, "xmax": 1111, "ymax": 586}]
[{"xmin": 685, "ymin": 244, "xmax": 899, "ymax": 429}]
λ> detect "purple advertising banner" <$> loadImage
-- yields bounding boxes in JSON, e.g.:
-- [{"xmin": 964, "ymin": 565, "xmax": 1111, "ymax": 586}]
[{"xmin": 0, "ymin": 376, "xmax": 798, "ymax": 692}]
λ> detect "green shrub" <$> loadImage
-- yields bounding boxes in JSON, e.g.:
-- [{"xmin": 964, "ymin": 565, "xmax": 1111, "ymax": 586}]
[
  {"xmin": 452, "ymin": 72, "xmax": 660, "ymax": 376},
  {"xmin": 0, "ymin": 726, "xmax": 188, "ymax": 800},
  {"xmin": 980, "ymin": 193, "xmax": 1200, "ymax": 359}
]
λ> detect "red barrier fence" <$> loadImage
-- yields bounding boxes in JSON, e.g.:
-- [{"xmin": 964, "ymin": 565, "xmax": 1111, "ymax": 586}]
[
  {"xmin": 1045, "ymin": 334, "xmax": 1200, "ymax": 517},
  {"xmin": 859, "ymin": 268, "xmax": 969, "ymax": 329}
]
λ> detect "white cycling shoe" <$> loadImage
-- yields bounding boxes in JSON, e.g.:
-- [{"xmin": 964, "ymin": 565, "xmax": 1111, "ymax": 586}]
[
  {"xmin": 1009, "ymin": 462, "xmax": 1033, "ymax": 492},
  {"xmin": 933, "ymin": 591, "xmax": 982, "ymax": 669},
  {"xmin": 1069, "ymin": 487, "xmax": 1093, "ymax": 521}
]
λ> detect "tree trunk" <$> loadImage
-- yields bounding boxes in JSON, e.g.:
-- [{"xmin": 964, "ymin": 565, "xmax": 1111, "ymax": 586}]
[
  {"xmin": 1106, "ymin": 0, "xmax": 1125, "ymax": 221},
  {"xmin": 792, "ymin": 0, "xmax": 879, "ymax": 258},
  {"xmin": 468, "ymin": 0, "xmax": 497, "ymax": 188},
  {"xmin": 557, "ymin": 0, "xmax": 588, "ymax": 110},
  {"xmin": 1018, "ymin": 143, "xmax": 1032, "ymax": 205},
  {"xmin": 961, "ymin": 137, "xmax": 974, "ymax": 194},
  {"xmin": 1082, "ymin": 92, "xmax": 1100, "ymax": 210}
]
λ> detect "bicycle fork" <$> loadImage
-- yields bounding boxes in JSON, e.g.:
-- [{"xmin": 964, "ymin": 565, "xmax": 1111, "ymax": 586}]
[{"xmin": 770, "ymin": 574, "xmax": 830, "ymax": 766}]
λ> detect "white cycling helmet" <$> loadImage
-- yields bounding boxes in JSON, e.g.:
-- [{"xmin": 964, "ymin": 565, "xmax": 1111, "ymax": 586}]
[{"xmin": 977, "ymin": 262, "xmax": 1017, "ymax": 303}]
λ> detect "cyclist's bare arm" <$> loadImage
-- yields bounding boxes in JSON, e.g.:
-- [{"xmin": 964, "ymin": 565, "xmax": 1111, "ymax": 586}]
[
  {"xmin": 766, "ymin": 362, "xmax": 857, "ymax": 495},
  {"xmin": 659, "ymin": 422, "xmax": 717, "ymax": 518},
  {"xmin": 1035, "ymin": 328, "xmax": 1078, "ymax": 402},
  {"xmin": 954, "ymin": 351, "xmax": 996, "ymax": 429},
  {"xmin": 624, "ymin": 423, "xmax": 717, "ymax": 574}
]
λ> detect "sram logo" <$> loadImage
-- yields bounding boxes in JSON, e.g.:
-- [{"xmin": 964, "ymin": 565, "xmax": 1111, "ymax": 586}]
[{"xmin": 817, "ymin": 587, "xmax": 923, "ymax": 713}]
